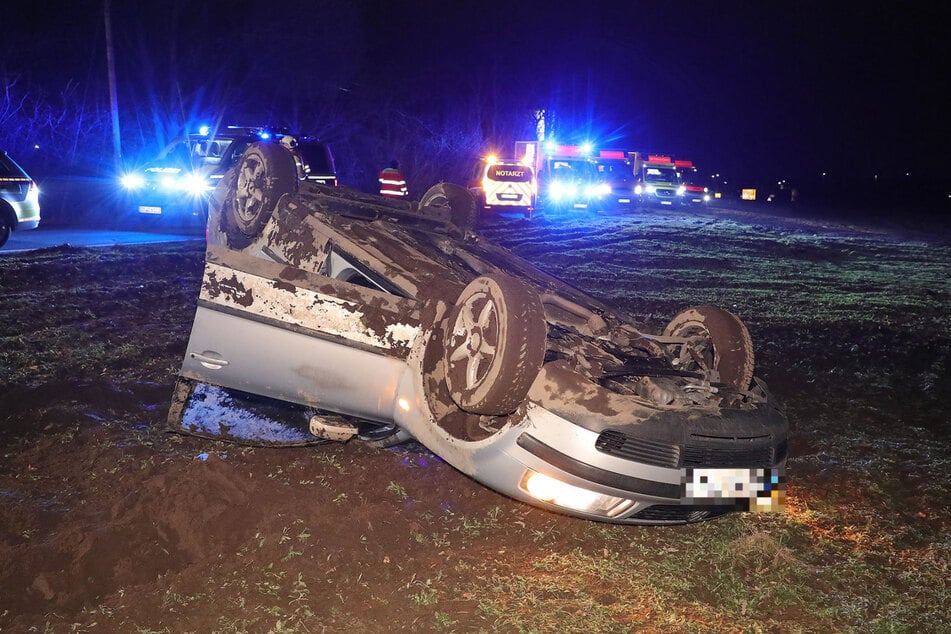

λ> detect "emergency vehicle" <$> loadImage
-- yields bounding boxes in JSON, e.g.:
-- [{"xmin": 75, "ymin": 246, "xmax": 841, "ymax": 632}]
[
  {"xmin": 119, "ymin": 125, "xmax": 336, "ymax": 225},
  {"xmin": 516, "ymin": 141, "xmax": 605, "ymax": 210},
  {"xmin": 631, "ymin": 153, "xmax": 684, "ymax": 207},
  {"xmin": 593, "ymin": 150, "xmax": 636, "ymax": 210},
  {"xmin": 674, "ymin": 159, "xmax": 711, "ymax": 205},
  {"xmin": 469, "ymin": 155, "xmax": 536, "ymax": 218}
]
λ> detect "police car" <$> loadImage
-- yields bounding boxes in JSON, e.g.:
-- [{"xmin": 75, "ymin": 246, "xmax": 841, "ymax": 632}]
[{"xmin": 118, "ymin": 126, "xmax": 335, "ymax": 226}]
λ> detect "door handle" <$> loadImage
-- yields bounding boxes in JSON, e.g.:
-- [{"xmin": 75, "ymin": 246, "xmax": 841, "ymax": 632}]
[{"xmin": 190, "ymin": 351, "xmax": 229, "ymax": 370}]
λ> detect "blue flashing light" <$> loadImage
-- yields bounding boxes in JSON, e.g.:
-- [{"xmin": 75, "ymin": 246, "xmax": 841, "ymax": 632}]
[
  {"xmin": 580, "ymin": 141, "xmax": 594, "ymax": 156},
  {"xmin": 198, "ymin": 125, "xmax": 210, "ymax": 136},
  {"xmin": 258, "ymin": 130, "xmax": 271, "ymax": 140},
  {"xmin": 543, "ymin": 139, "xmax": 557, "ymax": 153}
]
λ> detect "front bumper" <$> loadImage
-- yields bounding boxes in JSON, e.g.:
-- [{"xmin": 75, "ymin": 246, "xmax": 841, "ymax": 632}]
[
  {"xmin": 124, "ymin": 190, "xmax": 209, "ymax": 218},
  {"xmin": 463, "ymin": 399, "xmax": 787, "ymax": 525},
  {"xmin": 637, "ymin": 189, "xmax": 681, "ymax": 207}
]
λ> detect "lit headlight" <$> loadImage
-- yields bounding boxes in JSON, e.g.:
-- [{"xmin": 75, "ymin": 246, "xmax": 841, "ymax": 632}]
[
  {"xmin": 121, "ymin": 174, "xmax": 145, "ymax": 190},
  {"xmin": 584, "ymin": 184, "xmax": 605, "ymax": 198},
  {"xmin": 677, "ymin": 185, "xmax": 686, "ymax": 196},
  {"xmin": 634, "ymin": 184, "xmax": 643, "ymax": 195},
  {"xmin": 181, "ymin": 173, "xmax": 211, "ymax": 196},
  {"xmin": 703, "ymin": 194, "xmax": 711, "ymax": 202},
  {"xmin": 520, "ymin": 470, "xmax": 634, "ymax": 518},
  {"xmin": 550, "ymin": 181, "xmax": 578, "ymax": 200}
]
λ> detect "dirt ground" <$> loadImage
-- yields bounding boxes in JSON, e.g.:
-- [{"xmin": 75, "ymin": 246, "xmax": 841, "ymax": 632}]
[{"xmin": 1, "ymin": 202, "xmax": 948, "ymax": 632}]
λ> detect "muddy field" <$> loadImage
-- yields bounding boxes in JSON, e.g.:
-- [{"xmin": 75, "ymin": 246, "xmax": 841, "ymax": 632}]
[{"xmin": 1, "ymin": 202, "xmax": 948, "ymax": 632}]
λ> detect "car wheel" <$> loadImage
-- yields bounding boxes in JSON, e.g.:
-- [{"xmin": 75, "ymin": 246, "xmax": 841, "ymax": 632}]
[
  {"xmin": 221, "ymin": 142, "xmax": 298, "ymax": 248},
  {"xmin": 663, "ymin": 306, "xmax": 754, "ymax": 390},
  {"xmin": 420, "ymin": 182, "xmax": 479, "ymax": 232},
  {"xmin": 443, "ymin": 273, "xmax": 547, "ymax": 415},
  {"xmin": 0, "ymin": 218, "xmax": 11, "ymax": 248}
]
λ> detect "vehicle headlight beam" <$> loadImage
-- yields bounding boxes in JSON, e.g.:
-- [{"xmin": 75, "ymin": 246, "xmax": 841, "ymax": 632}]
[{"xmin": 520, "ymin": 470, "xmax": 634, "ymax": 517}]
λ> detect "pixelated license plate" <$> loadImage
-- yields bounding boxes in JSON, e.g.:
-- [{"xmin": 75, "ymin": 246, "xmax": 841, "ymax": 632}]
[
  {"xmin": 684, "ymin": 467, "xmax": 785, "ymax": 511},
  {"xmin": 139, "ymin": 205, "xmax": 162, "ymax": 215}
]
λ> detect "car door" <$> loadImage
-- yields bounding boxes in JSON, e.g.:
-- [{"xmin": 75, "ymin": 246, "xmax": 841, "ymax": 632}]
[{"xmin": 179, "ymin": 243, "xmax": 422, "ymax": 425}]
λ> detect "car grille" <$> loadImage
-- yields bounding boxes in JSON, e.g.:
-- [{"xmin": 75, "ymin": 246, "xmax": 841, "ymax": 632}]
[
  {"xmin": 595, "ymin": 431, "xmax": 786, "ymax": 469},
  {"xmin": 595, "ymin": 430, "xmax": 680, "ymax": 468},
  {"xmin": 629, "ymin": 504, "xmax": 735, "ymax": 523},
  {"xmin": 683, "ymin": 435, "xmax": 786, "ymax": 468}
]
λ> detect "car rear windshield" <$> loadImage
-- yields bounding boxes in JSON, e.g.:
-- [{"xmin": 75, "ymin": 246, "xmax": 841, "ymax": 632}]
[
  {"xmin": 0, "ymin": 153, "xmax": 27, "ymax": 178},
  {"xmin": 487, "ymin": 164, "xmax": 532, "ymax": 182}
]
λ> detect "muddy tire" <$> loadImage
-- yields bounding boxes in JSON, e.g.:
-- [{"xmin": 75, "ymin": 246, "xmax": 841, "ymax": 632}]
[
  {"xmin": 420, "ymin": 182, "xmax": 479, "ymax": 232},
  {"xmin": 663, "ymin": 306, "xmax": 754, "ymax": 390},
  {"xmin": 443, "ymin": 273, "xmax": 547, "ymax": 415},
  {"xmin": 221, "ymin": 142, "xmax": 298, "ymax": 249}
]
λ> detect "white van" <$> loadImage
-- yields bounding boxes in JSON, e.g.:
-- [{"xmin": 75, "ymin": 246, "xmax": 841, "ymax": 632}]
[{"xmin": 469, "ymin": 156, "xmax": 536, "ymax": 218}]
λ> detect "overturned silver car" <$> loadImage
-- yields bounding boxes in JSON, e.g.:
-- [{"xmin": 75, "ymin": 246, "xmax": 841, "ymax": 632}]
[{"xmin": 169, "ymin": 142, "xmax": 787, "ymax": 524}]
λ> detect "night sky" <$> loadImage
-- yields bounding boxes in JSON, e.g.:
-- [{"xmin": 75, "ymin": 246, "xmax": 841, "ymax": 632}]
[
  {"xmin": 3, "ymin": 1, "xmax": 948, "ymax": 184},
  {"xmin": 372, "ymin": 1, "xmax": 947, "ymax": 182}
]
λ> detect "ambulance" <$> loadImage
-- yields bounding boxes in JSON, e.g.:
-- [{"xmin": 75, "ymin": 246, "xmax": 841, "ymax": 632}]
[
  {"xmin": 593, "ymin": 150, "xmax": 637, "ymax": 210},
  {"xmin": 631, "ymin": 153, "xmax": 685, "ymax": 207},
  {"xmin": 674, "ymin": 159, "xmax": 711, "ymax": 205},
  {"xmin": 515, "ymin": 141, "xmax": 605, "ymax": 211},
  {"xmin": 469, "ymin": 155, "xmax": 536, "ymax": 218}
]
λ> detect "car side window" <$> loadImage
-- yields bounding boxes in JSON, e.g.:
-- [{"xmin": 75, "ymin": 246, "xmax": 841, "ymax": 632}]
[{"xmin": 321, "ymin": 246, "xmax": 406, "ymax": 296}]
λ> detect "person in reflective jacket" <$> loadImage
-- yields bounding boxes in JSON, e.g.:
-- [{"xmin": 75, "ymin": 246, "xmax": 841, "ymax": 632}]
[{"xmin": 379, "ymin": 160, "xmax": 408, "ymax": 198}]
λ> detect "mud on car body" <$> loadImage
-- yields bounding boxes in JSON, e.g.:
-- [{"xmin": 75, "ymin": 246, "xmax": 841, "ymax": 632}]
[{"xmin": 169, "ymin": 142, "xmax": 787, "ymax": 525}]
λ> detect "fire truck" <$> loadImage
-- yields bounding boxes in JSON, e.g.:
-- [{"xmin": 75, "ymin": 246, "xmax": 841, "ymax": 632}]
[
  {"xmin": 516, "ymin": 141, "xmax": 605, "ymax": 210},
  {"xmin": 631, "ymin": 153, "xmax": 684, "ymax": 207}
]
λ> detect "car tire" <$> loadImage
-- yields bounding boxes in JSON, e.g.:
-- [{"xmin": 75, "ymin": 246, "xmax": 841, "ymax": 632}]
[
  {"xmin": 0, "ymin": 218, "xmax": 11, "ymax": 248},
  {"xmin": 221, "ymin": 142, "xmax": 298, "ymax": 249},
  {"xmin": 443, "ymin": 273, "xmax": 547, "ymax": 415},
  {"xmin": 420, "ymin": 182, "xmax": 479, "ymax": 232},
  {"xmin": 663, "ymin": 306, "xmax": 754, "ymax": 390}
]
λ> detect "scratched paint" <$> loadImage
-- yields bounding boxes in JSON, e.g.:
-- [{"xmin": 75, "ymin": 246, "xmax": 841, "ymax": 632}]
[{"xmin": 200, "ymin": 262, "xmax": 420, "ymax": 352}]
